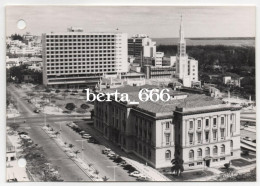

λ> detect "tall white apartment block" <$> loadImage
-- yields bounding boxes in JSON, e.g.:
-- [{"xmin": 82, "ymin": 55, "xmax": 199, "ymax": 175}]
[{"xmin": 42, "ymin": 28, "xmax": 128, "ymax": 89}]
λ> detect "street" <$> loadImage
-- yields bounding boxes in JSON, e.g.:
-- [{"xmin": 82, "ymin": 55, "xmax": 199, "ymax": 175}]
[{"xmin": 6, "ymin": 84, "xmax": 136, "ymax": 181}]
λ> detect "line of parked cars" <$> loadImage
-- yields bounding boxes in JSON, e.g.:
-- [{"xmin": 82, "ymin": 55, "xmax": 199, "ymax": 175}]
[
  {"xmin": 102, "ymin": 147, "xmax": 151, "ymax": 181},
  {"xmin": 18, "ymin": 131, "xmax": 33, "ymax": 143},
  {"xmin": 66, "ymin": 122, "xmax": 99, "ymax": 144},
  {"xmin": 242, "ymin": 136, "xmax": 256, "ymax": 143}
]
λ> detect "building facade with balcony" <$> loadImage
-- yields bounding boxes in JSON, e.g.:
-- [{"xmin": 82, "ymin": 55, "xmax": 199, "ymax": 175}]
[
  {"xmin": 94, "ymin": 86, "xmax": 241, "ymax": 169},
  {"xmin": 42, "ymin": 28, "xmax": 128, "ymax": 88}
]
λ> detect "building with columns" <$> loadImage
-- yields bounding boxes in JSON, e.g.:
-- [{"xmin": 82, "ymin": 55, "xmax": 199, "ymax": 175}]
[
  {"xmin": 175, "ymin": 16, "xmax": 199, "ymax": 87},
  {"xmin": 93, "ymin": 86, "xmax": 241, "ymax": 169},
  {"xmin": 174, "ymin": 97, "xmax": 241, "ymax": 170}
]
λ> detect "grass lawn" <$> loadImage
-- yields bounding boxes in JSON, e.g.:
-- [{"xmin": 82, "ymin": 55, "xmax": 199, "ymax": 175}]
[
  {"xmin": 218, "ymin": 167, "xmax": 236, "ymax": 173},
  {"xmin": 53, "ymin": 96, "xmax": 93, "ymax": 111},
  {"xmin": 164, "ymin": 170, "xmax": 214, "ymax": 181},
  {"xmin": 230, "ymin": 159, "xmax": 255, "ymax": 167}
]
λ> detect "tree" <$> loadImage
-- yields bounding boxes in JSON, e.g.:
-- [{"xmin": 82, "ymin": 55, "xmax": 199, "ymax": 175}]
[
  {"xmin": 76, "ymin": 108, "xmax": 87, "ymax": 114},
  {"xmin": 54, "ymin": 131, "xmax": 60, "ymax": 137},
  {"xmin": 69, "ymin": 144, "xmax": 74, "ymax": 149},
  {"xmin": 74, "ymin": 150, "xmax": 80, "ymax": 158},
  {"xmin": 171, "ymin": 158, "xmax": 184, "ymax": 176},
  {"xmin": 224, "ymin": 162, "xmax": 230, "ymax": 169},
  {"xmin": 80, "ymin": 104, "xmax": 90, "ymax": 110},
  {"xmin": 94, "ymin": 170, "xmax": 99, "ymax": 178},
  {"xmin": 102, "ymin": 176, "xmax": 109, "ymax": 181},
  {"xmin": 55, "ymin": 90, "xmax": 60, "ymax": 93},
  {"xmin": 65, "ymin": 103, "xmax": 76, "ymax": 111}
]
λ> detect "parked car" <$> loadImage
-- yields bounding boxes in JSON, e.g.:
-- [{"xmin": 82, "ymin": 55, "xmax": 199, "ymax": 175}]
[
  {"xmin": 34, "ymin": 109, "xmax": 40, "ymax": 113},
  {"xmin": 136, "ymin": 175, "xmax": 151, "ymax": 181},
  {"xmin": 18, "ymin": 131, "xmax": 28, "ymax": 135},
  {"xmin": 102, "ymin": 148, "xmax": 111, "ymax": 154},
  {"xmin": 82, "ymin": 134, "xmax": 92, "ymax": 139},
  {"xmin": 20, "ymin": 134, "xmax": 30, "ymax": 139},
  {"xmin": 88, "ymin": 137, "xmax": 99, "ymax": 144},
  {"xmin": 130, "ymin": 171, "xmax": 143, "ymax": 177},
  {"xmin": 252, "ymin": 139, "xmax": 256, "ymax": 143},
  {"xmin": 118, "ymin": 161, "xmax": 127, "ymax": 166},
  {"xmin": 107, "ymin": 151, "xmax": 116, "ymax": 157},
  {"xmin": 124, "ymin": 164, "xmax": 136, "ymax": 173},
  {"xmin": 243, "ymin": 136, "xmax": 252, "ymax": 141}
]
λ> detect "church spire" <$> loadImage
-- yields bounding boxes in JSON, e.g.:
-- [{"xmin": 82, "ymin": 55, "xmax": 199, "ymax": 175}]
[
  {"xmin": 179, "ymin": 14, "xmax": 185, "ymax": 43},
  {"xmin": 178, "ymin": 14, "xmax": 186, "ymax": 57}
]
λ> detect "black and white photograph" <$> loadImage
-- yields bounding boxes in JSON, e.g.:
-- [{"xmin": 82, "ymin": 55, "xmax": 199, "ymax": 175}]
[{"xmin": 5, "ymin": 5, "xmax": 256, "ymax": 182}]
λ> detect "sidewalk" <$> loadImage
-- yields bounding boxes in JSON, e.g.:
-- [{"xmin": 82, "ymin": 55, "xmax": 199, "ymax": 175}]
[
  {"xmin": 124, "ymin": 157, "xmax": 170, "ymax": 181},
  {"xmin": 82, "ymin": 124, "xmax": 170, "ymax": 181}
]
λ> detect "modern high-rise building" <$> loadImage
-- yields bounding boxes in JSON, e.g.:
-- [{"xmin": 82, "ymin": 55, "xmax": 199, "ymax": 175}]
[
  {"xmin": 42, "ymin": 28, "xmax": 128, "ymax": 88},
  {"xmin": 128, "ymin": 34, "xmax": 156, "ymax": 58},
  {"xmin": 94, "ymin": 86, "xmax": 241, "ymax": 169},
  {"xmin": 175, "ymin": 16, "xmax": 199, "ymax": 87}
]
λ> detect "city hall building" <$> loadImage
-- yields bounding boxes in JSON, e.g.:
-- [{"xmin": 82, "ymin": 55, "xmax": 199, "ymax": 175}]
[
  {"xmin": 42, "ymin": 27, "xmax": 128, "ymax": 89},
  {"xmin": 94, "ymin": 86, "xmax": 241, "ymax": 169}
]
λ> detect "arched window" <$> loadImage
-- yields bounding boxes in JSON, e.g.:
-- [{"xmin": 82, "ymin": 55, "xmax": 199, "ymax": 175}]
[
  {"xmin": 221, "ymin": 144, "xmax": 225, "ymax": 154},
  {"xmin": 205, "ymin": 147, "xmax": 210, "ymax": 156},
  {"xmin": 213, "ymin": 146, "xmax": 218, "ymax": 155},
  {"xmin": 197, "ymin": 148, "xmax": 202, "ymax": 158},
  {"xmin": 189, "ymin": 150, "xmax": 194, "ymax": 160},
  {"xmin": 165, "ymin": 150, "xmax": 171, "ymax": 160}
]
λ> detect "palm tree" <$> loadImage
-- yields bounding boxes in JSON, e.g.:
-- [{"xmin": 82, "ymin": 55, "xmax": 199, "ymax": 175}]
[
  {"xmin": 94, "ymin": 170, "xmax": 99, "ymax": 178},
  {"xmin": 88, "ymin": 163, "xmax": 93, "ymax": 171},
  {"xmin": 69, "ymin": 144, "xmax": 74, "ymax": 149},
  {"xmin": 171, "ymin": 158, "xmax": 184, "ymax": 176},
  {"xmin": 54, "ymin": 131, "xmax": 60, "ymax": 137},
  {"xmin": 74, "ymin": 150, "xmax": 80, "ymax": 158},
  {"xmin": 102, "ymin": 176, "xmax": 109, "ymax": 182}
]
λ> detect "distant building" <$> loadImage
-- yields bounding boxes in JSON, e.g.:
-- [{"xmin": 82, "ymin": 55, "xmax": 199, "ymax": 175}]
[
  {"xmin": 154, "ymin": 52, "xmax": 164, "ymax": 67},
  {"xmin": 223, "ymin": 76, "xmax": 241, "ymax": 87},
  {"xmin": 6, "ymin": 61, "xmax": 17, "ymax": 69},
  {"xmin": 128, "ymin": 34, "xmax": 156, "ymax": 58},
  {"xmin": 94, "ymin": 86, "xmax": 241, "ymax": 169},
  {"xmin": 42, "ymin": 28, "xmax": 128, "ymax": 89},
  {"xmin": 175, "ymin": 16, "xmax": 199, "ymax": 87},
  {"xmin": 143, "ymin": 65, "xmax": 174, "ymax": 79}
]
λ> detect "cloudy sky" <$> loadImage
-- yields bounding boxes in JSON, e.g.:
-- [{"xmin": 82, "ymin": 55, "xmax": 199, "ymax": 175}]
[{"xmin": 6, "ymin": 6, "xmax": 255, "ymax": 38}]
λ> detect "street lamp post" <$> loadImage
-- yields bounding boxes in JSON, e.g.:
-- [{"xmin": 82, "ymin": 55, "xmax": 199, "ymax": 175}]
[
  {"xmin": 76, "ymin": 139, "xmax": 87, "ymax": 162},
  {"xmin": 107, "ymin": 166, "xmax": 118, "ymax": 181}
]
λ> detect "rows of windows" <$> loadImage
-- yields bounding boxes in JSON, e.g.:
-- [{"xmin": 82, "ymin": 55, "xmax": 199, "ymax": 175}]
[
  {"xmin": 46, "ymin": 68, "xmax": 115, "ymax": 74},
  {"xmin": 188, "ymin": 128, "xmax": 226, "ymax": 144},
  {"xmin": 46, "ymin": 35, "xmax": 116, "ymax": 38},
  {"xmin": 189, "ymin": 116, "xmax": 227, "ymax": 130},
  {"xmin": 46, "ymin": 51, "xmax": 115, "ymax": 54},
  {"xmin": 134, "ymin": 142, "xmax": 152, "ymax": 160},
  {"xmin": 188, "ymin": 157, "xmax": 226, "ymax": 167},
  {"xmin": 46, "ymin": 62, "xmax": 115, "ymax": 66},
  {"xmin": 46, "ymin": 39, "xmax": 115, "ymax": 42},
  {"xmin": 188, "ymin": 144, "xmax": 227, "ymax": 160},
  {"xmin": 46, "ymin": 43, "xmax": 116, "ymax": 47}
]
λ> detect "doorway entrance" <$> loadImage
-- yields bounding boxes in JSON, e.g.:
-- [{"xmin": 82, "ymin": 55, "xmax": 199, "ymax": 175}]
[{"xmin": 206, "ymin": 159, "xmax": 211, "ymax": 167}]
